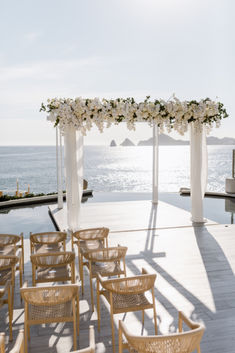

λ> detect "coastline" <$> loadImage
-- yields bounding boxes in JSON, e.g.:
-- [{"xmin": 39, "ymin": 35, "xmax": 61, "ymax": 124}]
[{"xmin": 0, "ymin": 189, "xmax": 93, "ymax": 209}]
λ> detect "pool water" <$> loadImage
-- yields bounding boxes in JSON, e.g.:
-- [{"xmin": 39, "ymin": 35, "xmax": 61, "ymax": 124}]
[{"xmin": 0, "ymin": 192, "xmax": 234, "ymax": 235}]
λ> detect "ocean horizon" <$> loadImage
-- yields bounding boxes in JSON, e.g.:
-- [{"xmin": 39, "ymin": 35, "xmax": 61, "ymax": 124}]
[{"xmin": 0, "ymin": 145, "xmax": 234, "ymax": 195}]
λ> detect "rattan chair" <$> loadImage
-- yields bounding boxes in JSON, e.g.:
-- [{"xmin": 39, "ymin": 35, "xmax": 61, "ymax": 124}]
[
  {"xmin": 72, "ymin": 227, "xmax": 109, "ymax": 295},
  {"xmin": 20, "ymin": 283, "xmax": 79, "ymax": 353},
  {"xmin": 71, "ymin": 325, "xmax": 95, "ymax": 353},
  {"xmin": 119, "ymin": 311, "xmax": 205, "ymax": 353},
  {"xmin": 0, "ymin": 332, "xmax": 4, "ymax": 353},
  {"xmin": 97, "ymin": 268, "xmax": 157, "ymax": 353},
  {"xmin": 0, "ymin": 330, "xmax": 24, "ymax": 353},
  {"xmin": 0, "ymin": 234, "xmax": 24, "ymax": 284},
  {"xmin": 0, "ymin": 255, "xmax": 19, "ymax": 328},
  {"xmin": 30, "ymin": 251, "xmax": 76, "ymax": 286},
  {"xmin": 0, "ymin": 281, "xmax": 13, "ymax": 341},
  {"xmin": 83, "ymin": 246, "xmax": 127, "ymax": 312},
  {"xmin": 30, "ymin": 231, "xmax": 67, "ymax": 254}
]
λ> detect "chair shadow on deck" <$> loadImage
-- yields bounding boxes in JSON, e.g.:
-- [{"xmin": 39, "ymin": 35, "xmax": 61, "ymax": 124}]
[
  {"xmin": 126, "ymin": 221, "xmax": 235, "ymax": 352},
  {"xmin": 2, "ymin": 210, "xmax": 235, "ymax": 353}
]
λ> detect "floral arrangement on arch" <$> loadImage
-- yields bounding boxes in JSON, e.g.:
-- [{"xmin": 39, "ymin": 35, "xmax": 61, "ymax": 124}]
[{"xmin": 41, "ymin": 95, "xmax": 228, "ymax": 136}]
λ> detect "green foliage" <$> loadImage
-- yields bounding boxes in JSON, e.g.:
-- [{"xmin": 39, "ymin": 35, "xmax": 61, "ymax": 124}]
[{"xmin": 0, "ymin": 191, "xmax": 60, "ymax": 203}]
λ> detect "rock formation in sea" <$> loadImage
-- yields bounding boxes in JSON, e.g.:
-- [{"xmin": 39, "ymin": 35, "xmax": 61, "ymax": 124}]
[
  {"xmin": 138, "ymin": 134, "xmax": 188, "ymax": 146},
  {"xmin": 120, "ymin": 138, "xmax": 135, "ymax": 146},
  {"xmin": 138, "ymin": 134, "xmax": 235, "ymax": 146},
  {"xmin": 110, "ymin": 140, "xmax": 117, "ymax": 147}
]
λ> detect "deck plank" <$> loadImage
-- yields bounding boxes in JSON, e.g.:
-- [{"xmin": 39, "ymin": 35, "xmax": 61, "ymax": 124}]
[
  {"xmin": 49, "ymin": 199, "xmax": 217, "ymax": 232},
  {"xmin": 1, "ymin": 201, "xmax": 235, "ymax": 352}
]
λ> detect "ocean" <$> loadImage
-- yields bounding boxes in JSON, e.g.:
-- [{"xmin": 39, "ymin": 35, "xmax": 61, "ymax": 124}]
[{"xmin": 0, "ymin": 145, "xmax": 234, "ymax": 195}]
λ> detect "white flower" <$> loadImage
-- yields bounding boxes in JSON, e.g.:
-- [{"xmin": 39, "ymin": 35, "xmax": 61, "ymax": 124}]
[{"xmin": 42, "ymin": 96, "xmax": 227, "ymax": 136}]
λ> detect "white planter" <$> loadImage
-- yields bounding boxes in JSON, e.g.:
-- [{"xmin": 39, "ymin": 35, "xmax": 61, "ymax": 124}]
[{"xmin": 225, "ymin": 178, "xmax": 235, "ymax": 194}]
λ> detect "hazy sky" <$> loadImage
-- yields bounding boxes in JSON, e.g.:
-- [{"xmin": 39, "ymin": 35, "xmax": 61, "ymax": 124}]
[{"xmin": 0, "ymin": 0, "xmax": 234, "ymax": 145}]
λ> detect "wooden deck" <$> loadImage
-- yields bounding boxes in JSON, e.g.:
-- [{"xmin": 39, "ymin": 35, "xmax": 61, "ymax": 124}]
[
  {"xmin": 1, "ymin": 200, "xmax": 235, "ymax": 352},
  {"xmin": 48, "ymin": 199, "xmax": 217, "ymax": 232}
]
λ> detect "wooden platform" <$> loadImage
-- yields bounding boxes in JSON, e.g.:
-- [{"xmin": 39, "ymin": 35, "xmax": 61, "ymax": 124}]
[
  {"xmin": 49, "ymin": 199, "xmax": 217, "ymax": 232},
  {"xmin": 1, "ymin": 200, "xmax": 235, "ymax": 352}
]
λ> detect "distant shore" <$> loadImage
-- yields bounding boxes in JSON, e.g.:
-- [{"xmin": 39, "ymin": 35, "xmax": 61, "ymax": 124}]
[{"xmin": 110, "ymin": 134, "xmax": 235, "ymax": 146}]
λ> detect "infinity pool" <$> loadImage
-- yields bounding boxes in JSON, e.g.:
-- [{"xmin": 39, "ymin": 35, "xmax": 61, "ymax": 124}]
[{"xmin": 0, "ymin": 192, "xmax": 234, "ymax": 235}]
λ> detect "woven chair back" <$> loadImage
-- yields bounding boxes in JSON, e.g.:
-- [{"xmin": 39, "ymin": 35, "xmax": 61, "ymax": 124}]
[
  {"xmin": 0, "ymin": 255, "xmax": 18, "ymax": 271},
  {"xmin": 31, "ymin": 251, "xmax": 75, "ymax": 267},
  {"xmin": 21, "ymin": 284, "xmax": 79, "ymax": 306},
  {"xmin": 0, "ymin": 234, "xmax": 20, "ymax": 247},
  {"xmin": 119, "ymin": 320, "xmax": 204, "ymax": 353},
  {"xmin": 101, "ymin": 273, "xmax": 156, "ymax": 294},
  {"xmin": 30, "ymin": 232, "xmax": 67, "ymax": 244},
  {"xmin": 73, "ymin": 227, "xmax": 109, "ymax": 241},
  {"xmin": 84, "ymin": 246, "xmax": 127, "ymax": 262}
]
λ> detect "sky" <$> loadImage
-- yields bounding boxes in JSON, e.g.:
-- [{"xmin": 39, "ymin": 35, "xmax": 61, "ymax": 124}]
[{"xmin": 0, "ymin": 0, "xmax": 234, "ymax": 145}]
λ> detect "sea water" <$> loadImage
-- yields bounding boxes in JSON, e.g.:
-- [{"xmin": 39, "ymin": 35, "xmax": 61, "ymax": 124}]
[{"xmin": 0, "ymin": 145, "xmax": 233, "ymax": 194}]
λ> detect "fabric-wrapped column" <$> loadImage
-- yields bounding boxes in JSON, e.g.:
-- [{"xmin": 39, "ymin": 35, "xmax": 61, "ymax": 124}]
[
  {"xmin": 190, "ymin": 123, "xmax": 208, "ymax": 223},
  {"xmin": 56, "ymin": 127, "xmax": 63, "ymax": 209},
  {"xmin": 152, "ymin": 123, "xmax": 159, "ymax": 204},
  {"xmin": 64, "ymin": 125, "xmax": 84, "ymax": 231}
]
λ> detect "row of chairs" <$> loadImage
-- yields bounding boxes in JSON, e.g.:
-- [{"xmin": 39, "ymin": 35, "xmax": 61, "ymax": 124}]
[
  {"xmin": 0, "ymin": 326, "xmax": 95, "ymax": 353},
  {"xmin": 0, "ymin": 313, "xmax": 203, "ymax": 353},
  {"xmin": 0, "ymin": 229, "xmax": 205, "ymax": 353}
]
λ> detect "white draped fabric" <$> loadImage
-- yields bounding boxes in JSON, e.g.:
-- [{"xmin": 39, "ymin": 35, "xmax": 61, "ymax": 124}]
[
  {"xmin": 58, "ymin": 122, "xmax": 208, "ymax": 230},
  {"xmin": 64, "ymin": 125, "xmax": 84, "ymax": 230},
  {"xmin": 56, "ymin": 127, "xmax": 63, "ymax": 209},
  {"xmin": 190, "ymin": 123, "xmax": 208, "ymax": 223},
  {"xmin": 152, "ymin": 124, "xmax": 159, "ymax": 204}
]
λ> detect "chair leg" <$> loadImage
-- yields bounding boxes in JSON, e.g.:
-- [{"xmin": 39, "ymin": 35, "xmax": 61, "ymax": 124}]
[
  {"xmin": 24, "ymin": 302, "xmax": 29, "ymax": 353},
  {"xmin": 8, "ymin": 286, "xmax": 13, "ymax": 341},
  {"xmin": 19, "ymin": 257, "xmax": 23, "ymax": 303},
  {"xmin": 72, "ymin": 299, "xmax": 77, "ymax": 350},
  {"xmin": 79, "ymin": 253, "xmax": 84, "ymax": 295},
  {"xmin": 0, "ymin": 332, "xmax": 5, "ymax": 353},
  {"xmin": 97, "ymin": 279, "xmax": 101, "ymax": 331},
  {"xmin": 27, "ymin": 326, "xmax": 30, "ymax": 341},
  {"xmin": 110, "ymin": 294, "xmax": 116, "ymax": 353},
  {"xmin": 71, "ymin": 261, "xmax": 76, "ymax": 284},
  {"xmin": 123, "ymin": 259, "xmax": 127, "ymax": 277},
  {"xmin": 19, "ymin": 257, "xmax": 23, "ymax": 288},
  {"xmin": 11, "ymin": 269, "xmax": 15, "ymax": 318},
  {"xmin": 142, "ymin": 310, "xmax": 145, "ymax": 326},
  {"xmin": 89, "ymin": 262, "xmax": 94, "ymax": 312},
  {"xmin": 21, "ymin": 233, "xmax": 25, "ymax": 274},
  {"xmin": 151, "ymin": 288, "xmax": 157, "ymax": 335},
  {"xmin": 32, "ymin": 264, "xmax": 36, "ymax": 287},
  {"xmin": 76, "ymin": 293, "xmax": 80, "ymax": 335},
  {"xmin": 24, "ymin": 323, "xmax": 28, "ymax": 353},
  {"xmin": 118, "ymin": 323, "xmax": 123, "ymax": 353}
]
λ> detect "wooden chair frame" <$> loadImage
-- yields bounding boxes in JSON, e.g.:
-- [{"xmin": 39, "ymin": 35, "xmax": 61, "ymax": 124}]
[
  {"xmin": 97, "ymin": 268, "xmax": 157, "ymax": 353},
  {"xmin": 71, "ymin": 325, "xmax": 95, "ymax": 353},
  {"xmin": 0, "ymin": 233, "xmax": 24, "ymax": 284},
  {"xmin": 0, "ymin": 330, "xmax": 24, "ymax": 353},
  {"xmin": 83, "ymin": 246, "xmax": 127, "ymax": 312},
  {"xmin": 30, "ymin": 232, "xmax": 67, "ymax": 254},
  {"xmin": 119, "ymin": 311, "xmax": 205, "ymax": 353},
  {"xmin": 30, "ymin": 251, "xmax": 76, "ymax": 286},
  {"xmin": 0, "ymin": 255, "xmax": 19, "ymax": 339},
  {"xmin": 20, "ymin": 284, "xmax": 79, "ymax": 353},
  {"xmin": 0, "ymin": 332, "xmax": 4, "ymax": 353},
  {"xmin": 0, "ymin": 281, "xmax": 13, "ymax": 341},
  {"xmin": 72, "ymin": 227, "xmax": 109, "ymax": 295}
]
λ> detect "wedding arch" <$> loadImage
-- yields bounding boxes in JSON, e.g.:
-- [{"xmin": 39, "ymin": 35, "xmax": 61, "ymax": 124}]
[{"xmin": 41, "ymin": 96, "xmax": 228, "ymax": 231}]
